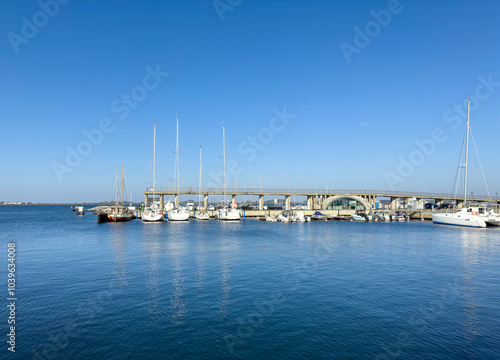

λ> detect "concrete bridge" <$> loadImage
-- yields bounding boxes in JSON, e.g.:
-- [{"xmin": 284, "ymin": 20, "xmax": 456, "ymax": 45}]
[{"xmin": 144, "ymin": 187, "xmax": 499, "ymax": 211}]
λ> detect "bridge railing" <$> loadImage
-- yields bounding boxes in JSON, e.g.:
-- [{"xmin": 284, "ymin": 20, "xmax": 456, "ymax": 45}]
[{"xmin": 145, "ymin": 187, "xmax": 500, "ymax": 201}]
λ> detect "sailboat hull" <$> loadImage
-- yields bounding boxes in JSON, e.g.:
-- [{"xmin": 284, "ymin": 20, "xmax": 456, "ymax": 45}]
[
  {"xmin": 141, "ymin": 209, "xmax": 164, "ymax": 222},
  {"xmin": 432, "ymin": 213, "xmax": 486, "ymax": 228},
  {"xmin": 218, "ymin": 208, "xmax": 241, "ymax": 220},
  {"xmin": 168, "ymin": 209, "xmax": 190, "ymax": 221},
  {"xmin": 108, "ymin": 214, "xmax": 134, "ymax": 222},
  {"xmin": 195, "ymin": 212, "xmax": 210, "ymax": 220}
]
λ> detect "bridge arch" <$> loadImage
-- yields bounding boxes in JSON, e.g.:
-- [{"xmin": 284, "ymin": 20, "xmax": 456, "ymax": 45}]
[{"xmin": 322, "ymin": 195, "xmax": 370, "ymax": 210}]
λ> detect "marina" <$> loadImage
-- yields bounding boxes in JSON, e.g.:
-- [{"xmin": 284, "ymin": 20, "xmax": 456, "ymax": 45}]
[{"xmin": 4, "ymin": 1, "xmax": 500, "ymax": 359}]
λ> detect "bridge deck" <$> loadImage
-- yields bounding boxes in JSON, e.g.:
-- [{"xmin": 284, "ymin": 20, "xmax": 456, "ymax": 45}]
[{"xmin": 144, "ymin": 187, "xmax": 499, "ymax": 202}]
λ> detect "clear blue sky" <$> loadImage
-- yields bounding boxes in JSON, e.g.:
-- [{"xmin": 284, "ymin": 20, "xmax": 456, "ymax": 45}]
[{"xmin": 1, "ymin": 0, "xmax": 499, "ymax": 203}]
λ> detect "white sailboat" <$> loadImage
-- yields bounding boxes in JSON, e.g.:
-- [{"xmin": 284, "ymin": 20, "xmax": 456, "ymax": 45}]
[
  {"xmin": 432, "ymin": 99, "xmax": 486, "ymax": 228},
  {"xmin": 217, "ymin": 124, "xmax": 240, "ymax": 221},
  {"xmin": 168, "ymin": 115, "xmax": 190, "ymax": 221},
  {"xmin": 196, "ymin": 146, "xmax": 210, "ymax": 220},
  {"xmin": 142, "ymin": 123, "xmax": 165, "ymax": 222}
]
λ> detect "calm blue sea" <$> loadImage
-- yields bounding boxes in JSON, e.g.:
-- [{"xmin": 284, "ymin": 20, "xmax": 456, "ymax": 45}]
[{"xmin": 1, "ymin": 206, "xmax": 499, "ymax": 359}]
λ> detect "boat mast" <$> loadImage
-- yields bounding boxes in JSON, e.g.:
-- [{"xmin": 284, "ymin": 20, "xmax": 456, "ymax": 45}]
[
  {"xmin": 153, "ymin": 123, "xmax": 156, "ymax": 203},
  {"xmin": 223, "ymin": 124, "xmax": 226, "ymax": 205},
  {"xmin": 115, "ymin": 170, "xmax": 119, "ymax": 212},
  {"xmin": 464, "ymin": 99, "xmax": 470, "ymax": 207},
  {"xmin": 121, "ymin": 164, "xmax": 125, "ymax": 207},
  {"xmin": 176, "ymin": 115, "xmax": 180, "ymax": 202},
  {"xmin": 199, "ymin": 146, "xmax": 202, "ymax": 208}
]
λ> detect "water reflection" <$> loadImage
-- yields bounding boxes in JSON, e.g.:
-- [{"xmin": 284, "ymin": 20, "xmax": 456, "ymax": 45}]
[
  {"xmin": 167, "ymin": 223, "xmax": 188, "ymax": 325},
  {"xmin": 195, "ymin": 228, "xmax": 207, "ymax": 289},
  {"xmin": 459, "ymin": 229, "xmax": 488, "ymax": 358},
  {"xmin": 109, "ymin": 224, "xmax": 129, "ymax": 288},
  {"xmin": 141, "ymin": 223, "xmax": 163, "ymax": 324},
  {"xmin": 218, "ymin": 221, "xmax": 242, "ymax": 318}
]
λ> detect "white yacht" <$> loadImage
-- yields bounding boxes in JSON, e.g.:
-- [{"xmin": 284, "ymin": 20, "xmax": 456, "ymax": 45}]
[
  {"xmin": 433, "ymin": 207, "xmax": 486, "ymax": 228},
  {"xmin": 218, "ymin": 204, "xmax": 241, "ymax": 221},
  {"xmin": 168, "ymin": 115, "xmax": 190, "ymax": 222},
  {"xmin": 217, "ymin": 124, "xmax": 240, "ymax": 221},
  {"xmin": 432, "ymin": 99, "xmax": 487, "ymax": 228},
  {"xmin": 167, "ymin": 207, "xmax": 190, "ymax": 221},
  {"xmin": 142, "ymin": 123, "xmax": 164, "ymax": 222}
]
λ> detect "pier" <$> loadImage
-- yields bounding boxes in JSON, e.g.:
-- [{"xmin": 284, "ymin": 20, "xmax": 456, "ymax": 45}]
[{"xmin": 144, "ymin": 187, "xmax": 500, "ymax": 211}]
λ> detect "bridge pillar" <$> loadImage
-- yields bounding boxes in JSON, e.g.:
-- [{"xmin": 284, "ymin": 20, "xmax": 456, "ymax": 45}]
[
  {"xmin": 160, "ymin": 195, "xmax": 164, "ymax": 211},
  {"xmin": 232, "ymin": 195, "xmax": 237, "ymax": 205},
  {"xmin": 204, "ymin": 194, "xmax": 208, "ymax": 209},
  {"xmin": 144, "ymin": 194, "xmax": 149, "ymax": 207},
  {"xmin": 259, "ymin": 195, "xmax": 264, "ymax": 210},
  {"xmin": 285, "ymin": 195, "xmax": 291, "ymax": 210},
  {"xmin": 175, "ymin": 194, "xmax": 179, "ymax": 208},
  {"xmin": 391, "ymin": 197, "xmax": 398, "ymax": 209},
  {"xmin": 307, "ymin": 196, "xmax": 313, "ymax": 210}
]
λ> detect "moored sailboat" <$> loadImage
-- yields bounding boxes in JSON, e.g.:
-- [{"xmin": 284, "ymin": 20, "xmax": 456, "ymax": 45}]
[
  {"xmin": 217, "ymin": 124, "xmax": 240, "ymax": 221},
  {"xmin": 168, "ymin": 115, "xmax": 190, "ymax": 221},
  {"xmin": 432, "ymin": 99, "xmax": 487, "ymax": 228},
  {"xmin": 142, "ymin": 123, "xmax": 165, "ymax": 222},
  {"xmin": 108, "ymin": 165, "xmax": 134, "ymax": 222}
]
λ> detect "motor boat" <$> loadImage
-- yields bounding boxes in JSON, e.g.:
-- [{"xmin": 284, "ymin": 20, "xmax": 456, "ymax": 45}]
[
  {"xmin": 351, "ymin": 210, "xmax": 368, "ymax": 222},
  {"xmin": 311, "ymin": 211, "xmax": 327, "ymax": 221},
  {"xmin": 373, "ymin": 210, "xmax": 391, "ymax": 222},
  {"xmin": 392, "ymin": 210, "xmax": 410, "ymax": 222},
  {"xmin": 265, "ymin": 214, "xmax": 278, "ymax": 222},
  {"xmin": 278, "ymin": 210, "xmax": 293, "ymax": 222},
  {"xmin": 293, "ymin": 211, "xmax": 310, "ymax": 222}
]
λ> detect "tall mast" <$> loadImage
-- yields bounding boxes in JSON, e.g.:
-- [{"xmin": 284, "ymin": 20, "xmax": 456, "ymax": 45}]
[
  {"xmin": 176, "ymin": 115, "xmax": 180, "ymax": 198},
  {"xmin": 153, "ymin": 123, "xmax": 156, "ymax": 200},
  {"xmin": 464, "ymin": 99, "xmax": 470, "ymax": 206},
  {"xmin": 121, "ymin": 164, "xmax": 125, "ymax": 207},
  {"xmin": 115, "ymin": 170, "xmax": 119, "ymax": 211},
  {"xmin": 199, "ymin": 146, "xmax": 202, "ymax": 208},
  {"xmin": 223, "ymin": 124, "xmax": 226, "ymax": 204}
]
